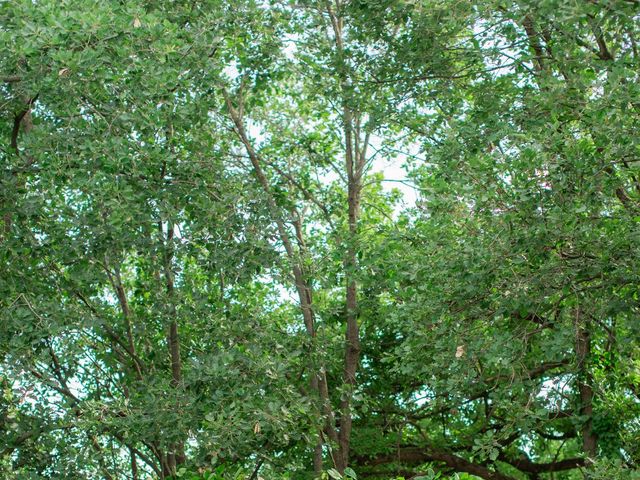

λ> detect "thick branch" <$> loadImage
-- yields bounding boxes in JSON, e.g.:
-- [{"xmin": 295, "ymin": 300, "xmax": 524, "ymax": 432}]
[
  {"xmin": 500, "ymin": 451, "xmax": 585, "ymax": 473},
  {"xmin": 355, "ymin": 447, "xmax": 516, "ymax": 480}
]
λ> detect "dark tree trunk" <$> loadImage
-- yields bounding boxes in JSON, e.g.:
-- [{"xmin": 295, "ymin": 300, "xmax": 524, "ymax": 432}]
[{"xmin": 575, "ymin": 314, "xmax": 597, "ymax": 459}]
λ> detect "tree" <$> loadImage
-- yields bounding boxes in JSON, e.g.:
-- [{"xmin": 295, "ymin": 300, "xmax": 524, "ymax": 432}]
[{"xmin": 1, "ymin": 1, "xmax": 639, "ymax": 479}]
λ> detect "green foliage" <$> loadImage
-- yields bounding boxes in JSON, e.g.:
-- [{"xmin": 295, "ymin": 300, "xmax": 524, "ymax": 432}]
[{"xmin": 1, "ymin": 0, "xmax": 639, "ymax": 479}]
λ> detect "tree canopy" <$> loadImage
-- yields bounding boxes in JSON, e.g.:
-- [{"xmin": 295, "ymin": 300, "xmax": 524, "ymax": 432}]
[{"xmin": 2, "ymin": 1, "xmax": 640, "ymax": 479}]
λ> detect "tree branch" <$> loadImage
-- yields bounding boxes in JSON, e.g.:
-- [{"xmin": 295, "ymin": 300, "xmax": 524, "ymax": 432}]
[{"xmin": 355, "ymin": 446, "xmax": 516, "ymax": 480}]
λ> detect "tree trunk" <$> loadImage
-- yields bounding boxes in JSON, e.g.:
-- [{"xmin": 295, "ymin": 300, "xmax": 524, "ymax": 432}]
[
  {"xmin": 575, "ymin": 312, "xmax": 597, "ymax": 459},
  {"xmin": 163, "ymin": 221, "xmax": 186, "ymax": 469},
  {"xmin": 337, "ymin": 152, "xmax": 362, "ymax": 472},
  {"xmin": 223, "ymin": 90, "xmax": 338, "ymax": 470},
  {"xmin": 324, "ymin": 5, "xmax": 366, "ymax": 470}
]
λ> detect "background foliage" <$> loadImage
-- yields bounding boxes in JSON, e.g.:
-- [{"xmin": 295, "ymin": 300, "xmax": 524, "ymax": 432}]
[{"xmin": 1, "ymin": 1, "xmax": 639, "ymax": 479}]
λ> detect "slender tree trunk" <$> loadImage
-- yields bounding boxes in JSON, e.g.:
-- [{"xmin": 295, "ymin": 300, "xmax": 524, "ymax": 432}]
[
  {"xmin": 337, "ymin": 123, "xmax": 363, "ymax": 472},
  {"xmin": 162, "ymin": 221, "xmax": 186, "ymax": 469},
  {"xmin": 575, "ymin": 310, "xmax": 597, "ymax": 459},
  {"xmin": 327, "ymin": 8, "xmax": 367, "ymax": 467},
  {"xmin": 104, "ymin": 259, "xmax": 144, "ymax": 379},
  {"xmin": 223, "ymin": 90, "xmax": 338, "ymax": 470},
  {"xmin": 130, "ymin": 448, "xmax": 139, "ymax": 480},
  {"xmin": 161, "ymin": 122, "xmax": 186, "ymax": 471},
  {"xmin": 313, "ymin": 430, "xmax": 324, "ymax": 474},
  {"xmin": 162, "ymin": 451, "xmax": 172, "ymax": 479}
]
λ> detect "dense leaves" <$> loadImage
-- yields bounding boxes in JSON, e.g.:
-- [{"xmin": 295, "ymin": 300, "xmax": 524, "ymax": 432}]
[{"xmin": 1, "ymin": 1, "xmax": 639, "ymax": 479}]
